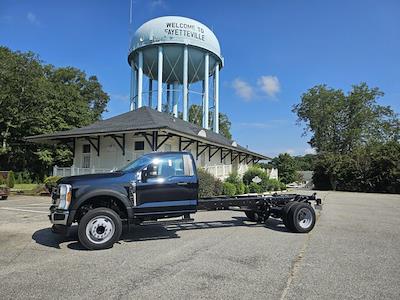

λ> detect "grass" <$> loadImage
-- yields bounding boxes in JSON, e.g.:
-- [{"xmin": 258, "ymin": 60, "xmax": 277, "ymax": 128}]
[{"xmin": 11, "ymin": 183, "xmax": 39, "ymax": 191}]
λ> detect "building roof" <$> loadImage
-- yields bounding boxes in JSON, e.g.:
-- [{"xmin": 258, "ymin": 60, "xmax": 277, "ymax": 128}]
[{"xmin": 26, "ymin": 107, "xmax": 270, "ymax": 160}]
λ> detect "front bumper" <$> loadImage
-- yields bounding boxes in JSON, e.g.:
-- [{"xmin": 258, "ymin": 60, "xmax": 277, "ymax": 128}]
[{"xmin": 49, "ymin": 205, "xmax": 69, "ymax": 225}]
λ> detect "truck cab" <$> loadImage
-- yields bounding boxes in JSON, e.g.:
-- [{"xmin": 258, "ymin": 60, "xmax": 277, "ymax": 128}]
[{"xmin": 49, "ymin": 151, "xmax": 198, "ymax": 249}]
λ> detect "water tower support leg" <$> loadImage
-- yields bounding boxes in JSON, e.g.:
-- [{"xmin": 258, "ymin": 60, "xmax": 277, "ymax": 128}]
[
  {"xmin": 137, "ymin": 51, "xmax": 143, "ymax": 108},
  {"xmin": 183, "ymin": 46, "xmax": 188, "ymax": 121},
  {"xmin": 166, "ymin": 84, "xmax": 171, "ymax": 112},
  {"xmin": 130, "ymin": 66, "xmax": 136, "ymax": 111},
  {"xmin": 213, "ymin": 64, "xmax": 220, "ymax": 133},
  {"xmin": 157, "ymin": 46, "xmax": 163, "ymax": 112},
  {"xmin": 203, "ymin": 53, "xmax": 209, "ymax": 129},
  {"xmin": 173, "ymin": 81, "xmax": 179, "ymax": 117},
  {"xmin": 148, "ymin": 79, "xmax": 153, "ymax": 108}
]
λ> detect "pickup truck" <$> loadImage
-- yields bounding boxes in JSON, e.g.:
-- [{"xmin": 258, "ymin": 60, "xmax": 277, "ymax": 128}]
[{"xmin": 50, "ymin": 151, "xmax": 321, "ymax": 250}]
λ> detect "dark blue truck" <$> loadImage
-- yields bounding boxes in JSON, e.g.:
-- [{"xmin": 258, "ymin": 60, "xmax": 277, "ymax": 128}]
[{"xmin": 50, "ymin": 151, "xmax": 321, "ymax": 250}]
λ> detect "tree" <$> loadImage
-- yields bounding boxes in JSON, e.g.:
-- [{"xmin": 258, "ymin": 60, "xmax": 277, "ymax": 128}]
[
  {"xmin": 269, "ymin": 153, "xmax": 298, "ymax": 184},
  {"xmin": 181, "ymin": 104, "xmax": 232, "ymax": 140},
  {"xmin": 293, "ymin": 83, "xmax": 400, "ymax": 192},
  {"xmin": 292, "ymin": 83, "xmax": 398, "ymax": 154},
  {"xmin": 293, "ymin": 154, "xmax": 316, "ymax": 171},
  {"xmin": 0, "ymin": 47, "xmax": 109, "ymax": 178}
]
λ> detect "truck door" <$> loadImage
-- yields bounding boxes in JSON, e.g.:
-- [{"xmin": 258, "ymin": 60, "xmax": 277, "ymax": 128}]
[{"xmin": 134, "ymin": 153, "xmax": 198, "ymax": 217}]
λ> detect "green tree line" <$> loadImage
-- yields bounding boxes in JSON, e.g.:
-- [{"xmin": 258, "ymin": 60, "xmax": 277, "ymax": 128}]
[
  {"xmin": 292, "ymin": 83, "xmax": 399, "ymax": 193},
  {"xmin": 0, "ymin": 47, "xmax": 110, "ymax": 179}
]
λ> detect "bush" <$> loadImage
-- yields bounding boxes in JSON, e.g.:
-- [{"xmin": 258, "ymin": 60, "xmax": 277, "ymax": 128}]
[
  {"xmin": 236, "ymin": 181, "xmax": 245, "ymax": 194},
  {"xmin": 223, "ymin": 182, "xmax": 236, "ymax": 196},
  {"xmin": 198, "ymin": 169, "xmax": 223, "ymax": 198},
  {"xmin": 248, "ymin": 182, "xmax": 262, "ymax": 193},
  {"xmin": 268, "ymin": 179, "xmax": 281, "ymax": 191},
  {"xmin": 244, "ymin": 185, "xmax": 250, "ymax": 194},
  {"xmin": 44, "ymin": 176, "xmax": 62, "ymax": 192},
  {"xmin": 280, "ymin": 182, "xmax": 286, "ymax": 190},
  {"xmin": 214, "ymin": 178, "xmax": 224, "ymax": 196},
  {"xmin": 225, "ymin": 172, "xmax": 245, "ymax": 195},
  {"xmin": 243, "ymin": 167, "xmax": 266, "ymax": 185},
  {"xmin": 7, "ymin": 171, "xmax": 15, "ymax": 188},
  {"xmin": 15, "ymin": 170, "xmax": 33, "ymax": 184}
]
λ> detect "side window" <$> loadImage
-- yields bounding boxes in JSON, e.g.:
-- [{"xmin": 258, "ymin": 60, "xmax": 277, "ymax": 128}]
[{"xmin": 158, "ymin": 154, "xmax": 184, "ymax": 177}]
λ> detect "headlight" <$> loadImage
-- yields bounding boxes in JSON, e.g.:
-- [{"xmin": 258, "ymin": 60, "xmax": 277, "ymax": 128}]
[{"xmin": 59, "ymin": 184, "xmax": 72, "ymax": 210}]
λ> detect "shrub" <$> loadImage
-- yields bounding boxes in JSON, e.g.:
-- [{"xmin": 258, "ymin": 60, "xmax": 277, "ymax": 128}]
[
  {"xmin": 280, "ymin": 182, "xmax": 286, "ymax": 190},
  {"xmin": 244, "ymin": 185, "xmax": 250, "ymax": 194},
  {"xmin": 243, "ymin": 167, "xmax": 266, "ymax": 185},
  {"xmin": 248, "ymin": 182, "xmax": 262, "ymax": 193},
  {"xmin": 198, "ymin": 169, "xmax": 223, "ymax": 197},
  {"xmin": 225, "ymin": 172, "xmax": 245, "ymax": 195},
  {"xmin": 222, "ymin": 182, "xmax": 236, "ymax": 196},
  {"xmin": 236, "ymin": 181, "xmax": 245, "ymax": 195},
  {"xmin": 14, "ymin": 170, "xmax": 33, "ymax": 184},
  {"xmin": 214, "ymin": 178, "xmax": 224, "ymax": 196},
  {"xmin": 7, "ymin": 171, "xmax": 15, "ymax": 188},
  {"xmin": 44, "ymin": 176, "xmax": 62, "ymax": 192},
  {"xmin": 16, "ymin": 173, "xmax": 23, "ymax": 184},
  {"xmin": 268, "ymin": 179, "xmax": 281, "ymax": 191}
]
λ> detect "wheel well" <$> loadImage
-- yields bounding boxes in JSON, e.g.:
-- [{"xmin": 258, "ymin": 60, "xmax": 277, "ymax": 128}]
[{"xmin": 75, "ymin": 196, "xmax": 128, "ymax": 223}]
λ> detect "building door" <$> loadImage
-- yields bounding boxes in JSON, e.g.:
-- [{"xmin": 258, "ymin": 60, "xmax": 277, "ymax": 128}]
[
  {"xmin": 134, "ymin": 153, "xmax": 197, "ymax": 217},
  {"xmin": 82, "ymin": 144, "xmax": 91, "ymax": 168}
]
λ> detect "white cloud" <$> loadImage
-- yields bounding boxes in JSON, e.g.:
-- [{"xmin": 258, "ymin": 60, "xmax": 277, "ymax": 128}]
[
  {"xmin": 304, "ymin": 148, "xmax": 316, "ymax": 155},
  {"xmin": 257, "ymin": 75, "xmax": 280, "ymax": 97},
  {"xmin": 232, "ymin": 78, "xmax": 254, "ymax": 101},
  {"xmin": 27, "ymin": 12, "xmax": 39, "ymax": 25}
]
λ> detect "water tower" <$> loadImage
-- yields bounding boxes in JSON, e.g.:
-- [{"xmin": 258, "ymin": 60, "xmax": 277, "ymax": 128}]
[{"xmin": 128, "ymin": 16, "xmax": 224, "ymax": 133}]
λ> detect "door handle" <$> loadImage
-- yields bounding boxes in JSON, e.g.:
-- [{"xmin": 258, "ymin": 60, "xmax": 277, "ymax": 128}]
[{"xmin": 177, "ymin": 182, "xmax": 188, "ymax": 185}]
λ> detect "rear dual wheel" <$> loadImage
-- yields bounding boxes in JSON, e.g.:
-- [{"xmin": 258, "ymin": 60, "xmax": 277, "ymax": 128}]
[{"xmin": 283, "ymin": 202, "xmax": 316, "ymax": 233}]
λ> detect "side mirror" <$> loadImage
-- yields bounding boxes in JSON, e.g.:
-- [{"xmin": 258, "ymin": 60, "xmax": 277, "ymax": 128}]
[{"xmin": 141, "ymin": 164, "xmax": 158, "ymax": 182}]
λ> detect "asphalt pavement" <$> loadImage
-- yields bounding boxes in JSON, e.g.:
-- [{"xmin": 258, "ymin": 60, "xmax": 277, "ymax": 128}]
[{"xmin": 0, "ymin": 191, "xmax": 399, "ymax": 299}]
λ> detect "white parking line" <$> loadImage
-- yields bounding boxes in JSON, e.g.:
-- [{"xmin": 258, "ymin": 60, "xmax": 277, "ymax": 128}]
[{"xmin": 0, "ymin": 207, "xmax": 48, "ymax": 214}]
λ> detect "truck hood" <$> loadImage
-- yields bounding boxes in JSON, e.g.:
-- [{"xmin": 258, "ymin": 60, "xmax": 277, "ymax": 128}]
[{"xmin": 58, "ymin": 172, "xmax": 126, "ymax": 185}]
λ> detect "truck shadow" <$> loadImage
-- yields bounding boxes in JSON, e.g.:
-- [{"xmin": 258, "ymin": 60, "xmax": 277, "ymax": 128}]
[{"xmin": 32, "ymin": 217, "xmax": 288, "ymax": 250}]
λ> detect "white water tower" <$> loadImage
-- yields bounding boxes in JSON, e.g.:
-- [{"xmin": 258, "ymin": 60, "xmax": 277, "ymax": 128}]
[{"xmin": 128, "ymin": 16, "xmax": 223, "ymax": 132}]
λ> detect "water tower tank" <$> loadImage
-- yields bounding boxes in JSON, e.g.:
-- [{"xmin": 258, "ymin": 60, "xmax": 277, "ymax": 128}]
[{"xmin": 128, "ymin": 16, "xmax": 223, "ymax": 132}]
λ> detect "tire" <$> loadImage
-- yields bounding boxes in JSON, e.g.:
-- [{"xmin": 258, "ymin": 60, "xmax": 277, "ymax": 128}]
[
  {"xmin": 282, "ymin": 202, "xmax": 298, "ymax": 229},
  {"xmin": 78, "ymin": 207, "xmax": 122, "ymax": 250},
  {"xmin": 286, "ymin": 203, "xmax": 316, "ymax": 233},
  {"xmin": 1, "ymin": 196, "xmax": 8, "ymax": 200},
  {"xmin": 245, "ymin": 211, "xmax": 258, "ymax": 222}
]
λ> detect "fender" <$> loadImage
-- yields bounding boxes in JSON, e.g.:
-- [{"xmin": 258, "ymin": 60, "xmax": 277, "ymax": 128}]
[{"xmin": 71, "ymin": 188, "xmax": 134, "ymax": 220}]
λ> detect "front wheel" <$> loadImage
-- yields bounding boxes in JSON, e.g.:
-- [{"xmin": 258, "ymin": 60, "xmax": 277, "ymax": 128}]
[{"xmin": 78, "ymin": 207, "xmax": 122, "ymax": 250}]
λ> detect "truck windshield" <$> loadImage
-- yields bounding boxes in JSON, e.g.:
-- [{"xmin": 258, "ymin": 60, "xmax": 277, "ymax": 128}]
[{"xmin": 119, "ymin": 155, "xmax": 153, "ymax": 172}]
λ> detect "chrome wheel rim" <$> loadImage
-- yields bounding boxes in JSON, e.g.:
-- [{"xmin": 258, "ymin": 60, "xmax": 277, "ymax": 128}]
[
  {"xmin": 85, "ymin": 215, "xmax": 115, "ymax": 244},
  {"xmin": 297, "ymin": 207, "xmax": 313, "ymax": 229}
]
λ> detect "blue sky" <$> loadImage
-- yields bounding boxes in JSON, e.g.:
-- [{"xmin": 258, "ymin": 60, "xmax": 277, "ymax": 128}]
[{"xmin": 1, "ymin": 0, "xmax": 399, "ymax": 157}]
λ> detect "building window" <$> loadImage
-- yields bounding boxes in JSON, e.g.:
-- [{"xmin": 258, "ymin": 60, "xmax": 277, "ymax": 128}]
[
  {"xmin": 82, "ymin": 144, "xmax": 91, "ymax": 168},
  {"xmin": 135, "ymin": 141, "xmax": 145, "ymax": 151},
  {"xmin": 83, "ymin": 144, "xmax": 91, "ymax": 153}
]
